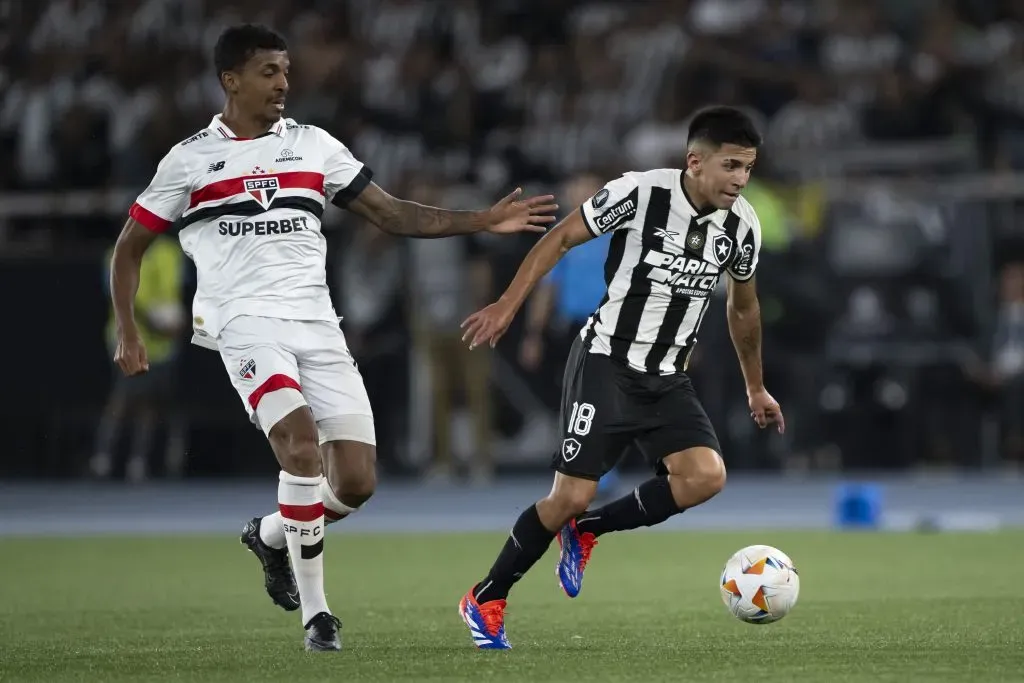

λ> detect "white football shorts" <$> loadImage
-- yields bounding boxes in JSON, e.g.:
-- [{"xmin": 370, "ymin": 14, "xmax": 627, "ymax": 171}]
[{"xmin": 216, "ymin": 315, "xmax": 376, "ymax": 445}]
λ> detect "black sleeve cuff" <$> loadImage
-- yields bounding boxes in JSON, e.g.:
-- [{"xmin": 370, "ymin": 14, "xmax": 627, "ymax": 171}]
[{"xmin": 331, "ymin": 165, "xmax": 374, "ymax": 208}]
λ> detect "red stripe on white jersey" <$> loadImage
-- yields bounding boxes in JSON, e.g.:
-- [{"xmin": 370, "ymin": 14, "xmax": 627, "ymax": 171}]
[
  {"xmin": 248, "ymin": 373, "xmax": 302, "ymax": 411},
  {"xmin": 279, "ymin": 502, "xmax": 325, "ymax": 522},
  {"xmin": 129, "ymin": 202, "xmax": 172, "ymax": 233},
  {"xmin": 189, "ymin": 171, "xmax": 325, "ymax": 209}
]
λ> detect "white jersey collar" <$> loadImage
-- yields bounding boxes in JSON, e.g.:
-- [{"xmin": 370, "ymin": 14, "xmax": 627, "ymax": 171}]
[{"xmin": 208, "ymin": 114, "xmax": 286, "ymax": 140}]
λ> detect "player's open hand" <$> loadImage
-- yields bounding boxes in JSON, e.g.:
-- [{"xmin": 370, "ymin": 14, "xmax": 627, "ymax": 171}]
[
  {"xmin": 485, "ymin": 188, "xmax": 558, "ymax": 234},
  {"xmin": 462, "ymin": 299, "xmax": 516, "ymax": 350},
  {"xmin": 748, "ymin": 388, "xmax": 785, "ymax": 434},
  {"xmin": 114, "ymin": 331, "xmax": 150, "ymax": 377}
]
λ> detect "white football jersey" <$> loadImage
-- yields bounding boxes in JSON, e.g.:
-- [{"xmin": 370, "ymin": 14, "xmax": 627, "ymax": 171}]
[{"xmin": 129, "ymin": 115, "xmax": 372, "ymax": 349}]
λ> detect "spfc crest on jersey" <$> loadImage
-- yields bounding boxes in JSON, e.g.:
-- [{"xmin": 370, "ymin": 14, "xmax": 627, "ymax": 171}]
[
  {"xmin": 244, "ymin": 176, "xmax": 279, "ymax": 210},
  {"xmin": 238, "ymin": 357, "xmax": 256, "ymax": 380}
]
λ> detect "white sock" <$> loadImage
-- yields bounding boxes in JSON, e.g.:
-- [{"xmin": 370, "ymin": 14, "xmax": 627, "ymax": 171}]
[
  {"xmin": 260, "ymin": 511, "xmax": 287, "ymax": 549},
  {"xmin": 278, "ymin": 471, "xmax": 330, "ymax": 625},
  {"xmin": 260, "ymin": 478, "xmax": 358, "ymax": 549}
]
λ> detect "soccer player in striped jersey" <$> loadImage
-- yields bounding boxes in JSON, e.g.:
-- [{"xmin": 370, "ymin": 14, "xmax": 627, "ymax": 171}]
[
  {"xmin": 457, "ymin": 106, "xmax": 785, "ymax": 648},
  {"xmin": 108, "ymin": 24, "xmax": 556, "ymax": 652}
]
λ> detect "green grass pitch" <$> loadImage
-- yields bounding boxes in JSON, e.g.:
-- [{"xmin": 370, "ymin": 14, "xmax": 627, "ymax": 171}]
[{"xmin": 2, "ymin": 530, "xmax": 1023, "ymax": 682}]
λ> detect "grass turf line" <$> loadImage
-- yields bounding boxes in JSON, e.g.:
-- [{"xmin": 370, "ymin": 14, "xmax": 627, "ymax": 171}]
[{"xmin": 1, "ymin": 531, "xmax": 1022, "ymax": 682}]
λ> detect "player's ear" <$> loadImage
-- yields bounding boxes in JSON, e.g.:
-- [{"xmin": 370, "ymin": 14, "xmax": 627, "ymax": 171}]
[
  {"xmin": 221, "ymin": 71, "xmax": 239, "ymax": 94},
  {"xmin": 685, "ymin": 149, "xmax": 703, "ymax": 176}
]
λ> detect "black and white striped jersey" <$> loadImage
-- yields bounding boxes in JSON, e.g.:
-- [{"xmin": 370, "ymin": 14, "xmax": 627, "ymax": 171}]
[{"xmin": 577, "ymin": 168, "xmax": 762, "ymax": 375}]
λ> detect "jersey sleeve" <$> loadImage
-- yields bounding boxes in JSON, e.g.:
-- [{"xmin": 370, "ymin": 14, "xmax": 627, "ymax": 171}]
[
  {"xmin": 579, "ymin": 174, "xmax": 641, "ymax": 237},
  {"xmin": 129, "ymin": 147, "xmax": 190, "ymax": 233},
  {"xmin": 319, "ymin": 129, "xmax": 374, "ymax": 208},
  {"xmin": 728, "ymin": 205, "xmax": 762, "ymax": 282}
]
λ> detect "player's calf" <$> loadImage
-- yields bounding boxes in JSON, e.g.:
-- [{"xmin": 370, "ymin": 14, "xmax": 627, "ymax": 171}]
[{"xmin": 573, "ymin": 447, "xmax": 725, "ymax": 540}]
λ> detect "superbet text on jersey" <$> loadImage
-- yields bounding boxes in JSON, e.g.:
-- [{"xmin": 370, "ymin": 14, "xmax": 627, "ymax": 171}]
[{"xmin": 129, "ymin": 115, "xmax": 372, "ymax": 350}]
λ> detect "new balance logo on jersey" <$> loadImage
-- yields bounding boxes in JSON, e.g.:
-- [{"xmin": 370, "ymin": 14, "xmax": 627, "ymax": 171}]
[
  {"xmin": 593, "ymin": 196, "xmax": 637, "ymax": 232},
  {"xmin": 244, "ymin": 177, "xmax": 280, "ymax": 209},
  {"xmin": 218, "ymin": 216, "xmax": 311, "ymax": 237},
  {"xmin": 643, "ymin": 250, "xmax": 719, "ymax": 297},
  {"xmin": 207, "ymin": 160, "xmax": 225, "ymax": 173}
]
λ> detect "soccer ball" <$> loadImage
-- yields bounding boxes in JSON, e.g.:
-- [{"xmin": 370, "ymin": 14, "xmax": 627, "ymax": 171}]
[{"xmin": 719, "ymin": 544, "xmax": 800, "ymax": 624}]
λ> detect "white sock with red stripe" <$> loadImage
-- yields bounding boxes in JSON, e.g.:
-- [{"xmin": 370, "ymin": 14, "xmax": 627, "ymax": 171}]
[
  {"xmin": 260, "ymin": 478, "xmax": 357, "ymax": 549},
  {"xmin": 278, "ymin": 471, "xmax": 330, "ymax": 625}
]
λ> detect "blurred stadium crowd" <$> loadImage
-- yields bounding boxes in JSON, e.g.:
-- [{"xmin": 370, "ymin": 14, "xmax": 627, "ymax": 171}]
[{"xmin": 1, "ymin": 0, "xmax": 1023, "ymax": 481}]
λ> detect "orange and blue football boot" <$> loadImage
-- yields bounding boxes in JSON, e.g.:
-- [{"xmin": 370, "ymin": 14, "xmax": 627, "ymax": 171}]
[
  {"xmin": 459, "ymin": 588, "xmax": 511, "ymax": 649},
  {"xmin": 556, "ymin": 518, "xmax": 598, "ymax": 598}
]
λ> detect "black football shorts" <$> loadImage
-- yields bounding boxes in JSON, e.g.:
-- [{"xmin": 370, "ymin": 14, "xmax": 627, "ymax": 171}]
[{"xmin": 550, "ymin": 336, "xmax": 722, "ymax": 481}]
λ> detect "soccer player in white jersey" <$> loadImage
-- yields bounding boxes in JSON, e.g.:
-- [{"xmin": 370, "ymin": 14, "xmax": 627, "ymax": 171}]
[
  {"xmin": 109, "ymin": 24, "xmax": 556, "ymax": 652},
  {"xmin": 455, "ymin": 106, "xmax": 785, "ymax": 648}
]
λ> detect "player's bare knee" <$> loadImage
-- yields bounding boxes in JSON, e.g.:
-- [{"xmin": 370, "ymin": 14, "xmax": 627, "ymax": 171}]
[
  {"xmin": 321, "ymin": 437, "xmax": 377, "ymax": 508},
  {"xmin": 700, "ymin": 457, "xmax": 727, "ymax": 498},
  {"xmin": 546, "ymin": 474, "xmax": 598, "ymax": 519},
  {"xmin": 330, "ymin": 467, "xmax": 376, "ymax": 507},
  {"xmin": 267, "ymin": 406, "xmax": 322, "ymax": 478},
  {"xmin": 665, "ymin": 447, "xmax": 726, "ymax": 506}
]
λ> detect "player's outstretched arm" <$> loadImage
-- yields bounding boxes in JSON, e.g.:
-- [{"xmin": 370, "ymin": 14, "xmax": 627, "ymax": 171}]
[
  {"xmin": 461, "ymin": 208, "xmax": 594, "ymax": 350},
  {"xmin": 726, "ymin": 276, "xmax": 785, "ymax": 433},
  {"xmin": 110, "ymin": 218, "xmax": 159, "ymax": 376},
  {"xmin": 345, "ymin": 182, "xmax": 557, "ymax": 238}
]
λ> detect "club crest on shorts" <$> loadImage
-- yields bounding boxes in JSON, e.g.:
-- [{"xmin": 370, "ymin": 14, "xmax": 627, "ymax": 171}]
[
  {"xmin": 238, "ymin": 358, "xmax": 256, "ymax": 380},
  {"xmin": 712, "ymin": 233, "xmax": 735, "ymax": 266},
  {"xmin": 244, "ymin": 176, "xmax": 279, "ymax": 210},
  {"xmin": 561, "ymin": 437, "xmax": 582, "ymax": 462}
]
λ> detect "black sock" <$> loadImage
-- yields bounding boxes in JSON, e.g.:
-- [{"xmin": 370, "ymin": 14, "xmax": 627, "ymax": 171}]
[
  {"xmin": 575, "ymin": 476, "xmax": 681, "ymax": 537},
  {"xmin": 474, "ymin": 504, "xmax": 555, "ymax": 603}
]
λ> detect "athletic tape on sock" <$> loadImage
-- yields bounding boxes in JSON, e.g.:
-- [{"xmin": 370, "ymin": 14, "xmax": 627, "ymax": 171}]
[{"xmin": 319, "ymin": 479, "xmax": 358, "ymax": 522}]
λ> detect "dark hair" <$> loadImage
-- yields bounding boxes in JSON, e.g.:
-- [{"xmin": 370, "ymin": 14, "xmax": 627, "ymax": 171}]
[
  {"xmin": 687, "ymin": 106, "xmax": 762, "ymax": 150},
  {"xmin": 213, "ymin": 24, "xmax": 288, "ymax": 79}
]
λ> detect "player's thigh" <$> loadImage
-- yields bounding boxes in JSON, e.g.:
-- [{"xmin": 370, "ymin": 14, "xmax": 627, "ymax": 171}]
[
  {"xmin": 218, "ymin": 316, "xmax": 308, "ymax": 437},
  {"xmin": 634, "ymin": 376, "xmax": 723, "ymax": 476},
  {"xmin": 550, "ymin": 338, "xmax": 634, "ymax": 481},
  {"xmin": 295, "ymin": 321, "xmax": 377, "ymax": 450}
]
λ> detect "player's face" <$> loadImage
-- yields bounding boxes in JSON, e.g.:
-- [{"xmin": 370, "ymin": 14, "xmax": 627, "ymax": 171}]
[
  {"xmin": 690, "ymin": 144, "xmax": 757, "ymax": 210},
  {"xmin": 231, "ymin": 50, "xmax": 289, "ymax": 122}
]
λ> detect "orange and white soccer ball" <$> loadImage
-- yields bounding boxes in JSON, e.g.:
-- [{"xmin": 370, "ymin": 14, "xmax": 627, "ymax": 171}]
[{"xmin": 720, "ymin": 544, "xmax": 800, "ymax": 624}]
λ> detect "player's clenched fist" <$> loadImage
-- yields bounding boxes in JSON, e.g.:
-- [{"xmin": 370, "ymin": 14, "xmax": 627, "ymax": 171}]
[
  {"xmin": 748, "ymin": 388, "xmax": 785, "ymax": 434},
  {"xmin": 461, "ymin": 300, "xmax": 516, "ymax": 350},
  {"xmin": 114, "ymin": 332, "xmax": 150, "ymax": 376}
]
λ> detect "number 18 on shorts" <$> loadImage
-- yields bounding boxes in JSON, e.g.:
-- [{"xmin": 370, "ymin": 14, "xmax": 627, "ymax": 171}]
[{"xmin": 552, "ymin": 338, "xmax": 635, "ymax": 482}]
